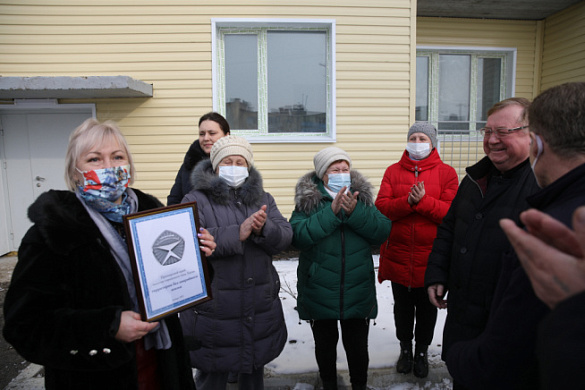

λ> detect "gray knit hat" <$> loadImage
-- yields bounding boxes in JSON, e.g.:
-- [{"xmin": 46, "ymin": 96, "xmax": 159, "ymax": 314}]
[
  {"xmin": 210, "ymin": 135, "xmax": 254, "ymax": 171},
  {"xmin": 407, "ymin": 122, "xmax": 438, "ymax": 148},
  {"xmin": 313, "ymin": 147, "xmax": 352, "ymax": 179}
]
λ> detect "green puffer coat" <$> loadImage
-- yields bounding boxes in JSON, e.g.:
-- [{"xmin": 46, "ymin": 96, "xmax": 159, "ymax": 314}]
[{"xmin": 290, "ymin": 170, "xmax": 392, "ymax": 321}]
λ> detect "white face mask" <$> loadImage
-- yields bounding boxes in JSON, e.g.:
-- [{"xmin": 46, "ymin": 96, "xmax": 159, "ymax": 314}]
[
  {"xmin": 218, "ymin": 165, "xmax": 249, "ymax": 188},
  {"xmin": 406, "ymin": 142, "xmax": 431, "ymax": 160}
]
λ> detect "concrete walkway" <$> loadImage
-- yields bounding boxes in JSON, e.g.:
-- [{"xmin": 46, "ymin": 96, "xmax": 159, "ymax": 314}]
[{"xmin": 4, "ymin": 363, "xmax": 452, "ymax": 390}]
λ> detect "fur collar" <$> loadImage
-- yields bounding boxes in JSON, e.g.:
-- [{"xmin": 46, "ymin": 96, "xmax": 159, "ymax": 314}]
[
  {"xmin": 294, "ymin": 170, "xmax": 375, "ymax": 214},
  {"xmin": 189, "ymin": 159, "xmax": 265, "ymax": 207},
  {"xmin": 27, "ymin": 189, "xmax": 160, "ymax": 256}
]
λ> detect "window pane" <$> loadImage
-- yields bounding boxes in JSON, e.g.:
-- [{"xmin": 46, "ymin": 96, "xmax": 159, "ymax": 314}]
[
  {"xmin": 416, "ymin": 56, "xmax": 429, "ymax": 121},
  {"xmin": 476, "ymin": 57, "xmax": 502, "ymax": 128},
  {"xmin": 267, "ymin": 31, "xmax": 327, "ymax": 133},
  {"xmin": 438, "ymin": 54, "xmax": 470, "ymax": 132},
  {"xmin": 225, "ymin": 34, "xmax": 258, "ymax": 130}
]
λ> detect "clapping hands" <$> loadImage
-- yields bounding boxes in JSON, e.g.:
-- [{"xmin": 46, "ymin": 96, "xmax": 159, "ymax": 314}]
[
  {"xmin": 240, "ymin": 205, "xmax": 268, "ymax": 241},
  {"xmin": 408, "ymin": 181, "xmax": 425, "ymax": 205},
  {"xmin": 331, "ymin": 188, "xmax": 360, "ymax": 216}
]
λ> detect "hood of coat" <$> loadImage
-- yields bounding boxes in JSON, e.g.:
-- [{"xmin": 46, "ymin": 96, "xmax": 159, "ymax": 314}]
[
  {"xmin": 183, "ymin": 140, "xmax": 208, "ymax": 171},
  {"xmin": 294, "ymin": 170, "xmax": 375, "ymax": 214},
  {"xmin": 189, "ymin": 159, "xmax": 265, "ymax": 207},
  {"xmin": 398, "ymin": 147, "xmax": 443, "ymax": 173}
]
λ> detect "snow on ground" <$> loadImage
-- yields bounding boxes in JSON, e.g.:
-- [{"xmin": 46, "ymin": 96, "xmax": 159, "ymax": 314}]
[{"xmin": 268, "ymin": 255, "xmax": 449, "ymax": 389}]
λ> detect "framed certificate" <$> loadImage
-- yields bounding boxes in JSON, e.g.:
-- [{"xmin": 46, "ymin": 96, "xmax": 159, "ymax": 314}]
[{"xmin": 123, "ymin": 201, "xmax": 212, "ymax": 322}]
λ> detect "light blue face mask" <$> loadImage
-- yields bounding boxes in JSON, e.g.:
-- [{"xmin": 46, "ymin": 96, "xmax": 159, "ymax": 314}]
[{"xmin": 326, "ymin": 173, "xmax": 351, "ymax": 193}]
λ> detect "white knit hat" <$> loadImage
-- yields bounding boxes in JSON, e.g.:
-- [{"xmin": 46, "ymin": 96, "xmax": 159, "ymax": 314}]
[
  {"xmin": 210, "ymin": 135, "xmax": 254, "ymax": 171},
  {"xmin": 313, "ymin": 147, "xmax": 352, "ymax": 179},
  {"xmin": 407, "ymin": 122, "xmax": 438, "ymax": 149}
]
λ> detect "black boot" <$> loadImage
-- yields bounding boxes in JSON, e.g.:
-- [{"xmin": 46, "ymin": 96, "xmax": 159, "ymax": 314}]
[
  {"xmin": 321, "ymin": 379, "xmax": 338, "ymax": 390},
  {"xmin": 396, "ymin": 341, "xmax": 413, "ymax": 374},
  {"xmin": 413, "ymin": 345, "xmax": 429, "ymax": 378}
]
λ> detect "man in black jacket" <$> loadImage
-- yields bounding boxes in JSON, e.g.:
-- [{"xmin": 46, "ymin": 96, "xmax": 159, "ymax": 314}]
[
  {"xmin": 440, "ymin": 82, "xmax": 585, "ymax": 389},
  {"xmin": 424, "ymin": 97, "xmax": 540, "ymax": 390},
  {"xmin": 497, "ymin": 81, "xmax": 585, "ymax": 389}
]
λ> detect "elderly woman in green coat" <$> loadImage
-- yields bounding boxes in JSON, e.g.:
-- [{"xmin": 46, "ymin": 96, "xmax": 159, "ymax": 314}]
[{"xmin": 290, "ymin": 147, "xmax": 392, "ymax": 390}]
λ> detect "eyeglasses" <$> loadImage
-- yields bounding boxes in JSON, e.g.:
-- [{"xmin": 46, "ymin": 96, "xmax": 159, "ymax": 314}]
[{"xmin": 480, "ymin": 125, "xmax": 529, "ymax": 138}]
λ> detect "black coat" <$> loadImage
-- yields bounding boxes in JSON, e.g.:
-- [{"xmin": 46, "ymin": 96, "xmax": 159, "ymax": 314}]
[
  {"xmin": 3, "ymin": 189, "xmax": 195, "ymax": 390},
  {"xmin": 444, "ymin": 162, "xmax": 585, "ymax": 389},
  {"xmin": 529, "ymin": 163, "xmax": 585, "ymax": 389},
  {"xmin": 167, "ymin": 140, "xmax": 207, "ymax": 206},
  {"xmin": 425, "ymin": 157, "xmax": 540, "ymax": 358},
  {"xmin": 445, "ymin": 252, "xmax": 548, "ymax": 389},
  {"xmin": 538, "ymin": 292, "xmax": 585, "ymax": 389}
]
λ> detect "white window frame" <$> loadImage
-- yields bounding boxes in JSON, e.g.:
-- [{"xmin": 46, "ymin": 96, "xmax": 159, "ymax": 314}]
[
  {"xmin": 212, "ymin": 18, "xmax": 336, "ymax": 143},
  {"xmin": 416, "ymin": 46, "xmax": 516, "ymax": 137}
]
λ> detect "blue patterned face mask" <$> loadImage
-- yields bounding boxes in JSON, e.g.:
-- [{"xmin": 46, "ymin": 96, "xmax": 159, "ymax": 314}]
[
  {"xmin": 76, "ymin": 165, "xmax": 131, "ymax": 202},
  {"xmin": 327, "ymin": 173, "xmax": 351, "ymax": 193}
]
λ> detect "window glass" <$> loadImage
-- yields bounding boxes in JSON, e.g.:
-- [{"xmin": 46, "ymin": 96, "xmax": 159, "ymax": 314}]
[
  {"xmin": 216, "ymin": 21, "xmax": 334, "ymax": 141},
  {"xmin": 267, "ymin": 31, "xmax": 327, "ymax": 133},
  {"xmin": 225, "ymin": 34, "xmax": 258, "ymax": 130},
  {"xmin": 476, "ymin": 57, "xmax": 502, "ymax": 129},
  {"xmin": 438, "ymin": 54, "xmax": 470, "ymax": 132},
  {"xmin": 416, "ymin": 56, "xmax": 429, "ymax": 121},
  {"xmin": 416, "ymin": 48, "xmax": 513, "ymax": 174},
  {"xmin": 416, "ymin": 49, "xmax": 511, "ymax": 135}
]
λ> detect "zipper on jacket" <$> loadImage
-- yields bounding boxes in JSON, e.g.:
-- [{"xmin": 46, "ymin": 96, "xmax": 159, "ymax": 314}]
[
  {"xmin": 340, "ymin": 224, "xmax": 346, "ymax": 320},
  {"xmin": 233, "ymin": 187, "xmax": 242, "ymax": 206},
  {"xmin": 408, "ymin": 223, "xmax": 415, "ymax": 291},
  {"xmin": 468, "ymin": 175, "xmax": 486, "ymax": 198},
  {"xmin": 407, "ymin": 166, "xmax": 419, "ymax": 291}
]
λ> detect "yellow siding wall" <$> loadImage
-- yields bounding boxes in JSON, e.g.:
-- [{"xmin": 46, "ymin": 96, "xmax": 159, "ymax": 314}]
[
  {"xmin": 541, "ymin": 1, "xmax": 585, "ymax": 91},
  {"xmin": 0, "ymin": 0, "xmax": 416, "ymax": 217}
]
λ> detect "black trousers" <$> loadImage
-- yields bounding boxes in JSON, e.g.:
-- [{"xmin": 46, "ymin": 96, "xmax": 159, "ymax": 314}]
[
  {"xmin": 391, "ymin": 282, "xmax": 438, "ymax": 347},
  {"xmin": 311, "ymin": 318, "xmax": 370, "ymax": 386}
]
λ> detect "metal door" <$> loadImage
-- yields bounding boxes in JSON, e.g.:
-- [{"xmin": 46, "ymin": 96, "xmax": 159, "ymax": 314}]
[{"xmin": 0, "ymin": 110, "xmax": 92, "ymax": 252}]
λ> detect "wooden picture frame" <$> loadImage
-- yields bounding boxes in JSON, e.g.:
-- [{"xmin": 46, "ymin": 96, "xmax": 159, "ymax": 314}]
[{"xmin": 123, "ymin": 201, "xmax": 212, "ymax": 322}]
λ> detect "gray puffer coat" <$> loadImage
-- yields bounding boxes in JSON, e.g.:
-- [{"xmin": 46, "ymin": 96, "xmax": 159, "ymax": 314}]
[{"xmin": 179, "ymin": 159, "xmax": 291, "ymax": 374}]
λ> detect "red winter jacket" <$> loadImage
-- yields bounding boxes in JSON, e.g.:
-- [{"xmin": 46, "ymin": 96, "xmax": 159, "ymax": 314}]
[{"xmin": 375, "ymin": 148, "xmax": 458, "ymax": 288}]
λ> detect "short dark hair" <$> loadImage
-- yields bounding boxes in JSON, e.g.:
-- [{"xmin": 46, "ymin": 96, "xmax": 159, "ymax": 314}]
[
  {"xmin": 529, "ymin": 82, "xmax": 585, "ymax": 158},
  {"xmin": 198, "ymin": 112, "xmax": 230, "ymax": 135},
  {"xmin": 487, "ymin": 97, "xmax": 531, "ymax": 124}
]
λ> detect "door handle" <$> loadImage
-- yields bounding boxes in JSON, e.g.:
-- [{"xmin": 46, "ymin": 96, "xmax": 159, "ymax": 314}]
[{"xmin": 35, "ymin": 176, "xmax": 46, "ymax": 182}]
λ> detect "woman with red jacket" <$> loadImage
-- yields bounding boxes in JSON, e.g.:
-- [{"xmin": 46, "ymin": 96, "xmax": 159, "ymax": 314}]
[{"xmin": 375, "ymin": 122, "xmax": 458, "ymax": 378}]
